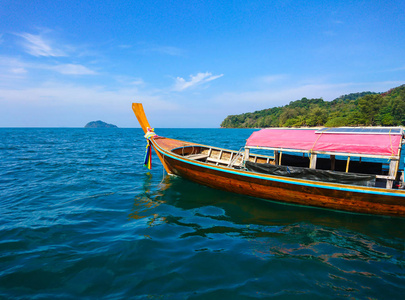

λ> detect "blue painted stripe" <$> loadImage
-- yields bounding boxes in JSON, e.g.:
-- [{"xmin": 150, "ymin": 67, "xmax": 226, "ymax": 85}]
[{"xmin": 152, "ymin": 140, "xmax": 405, "ymax": 198}]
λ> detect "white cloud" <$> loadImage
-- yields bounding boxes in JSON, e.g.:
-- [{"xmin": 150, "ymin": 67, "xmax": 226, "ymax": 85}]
[
  {"xmin": 210, "ymin": 81, "xmax": 405, "ymax": 117},
  {"xmin": 0, "ymin": 56, "xmax": 28, "ymax": 80},
  {"xmin": 151, "ymin": 46, "xmax": 184, "ymax": 56},
  {"xmin": 118, "ymin": 44, "xmax": 132, "ymax": 49},
  {"xmin": 385, "ymin": 65, "xmax": 405, "ymax": 72},
  {"xmin": 0, "ymin": 76, "xmax": 401, "ymax": 128},
  {"xmin": 0, "ymin": 81, "xmax": 180, "ymax": 127},
  {"xmin": 113, "ymin": 75, "xmax": 145, "ymax": 86},
  {"xmin": 138, "ymin": 43, "xmax": 185, "ymax": 56},
  {"xmin": 131, "ymin": 78, "xmax": 145, "ymax": 85},
  {"xmin": 17, "ymin": 33, "xmax": 66, "ymax": 57},
  {"xmin": 10, "ymin": 67, "xmax": 27, "ymax": 74},
  {"xmin": 323, "ymin": 30, "xmax": 336, "ymax": 37},
  {"xmin": 258, "ymin": 74, "xmax": 288, "ymax": 84},
  {"xmin": 52, "ymin": 64, "xmax": 96, "ymax": 75},
  {"xmin": 173, "ymin": 72, "xmax": 224, "ymax": 91},
  {"xmin": 0, "ymin": 56, "xmax": 96, "ymax": 78}
]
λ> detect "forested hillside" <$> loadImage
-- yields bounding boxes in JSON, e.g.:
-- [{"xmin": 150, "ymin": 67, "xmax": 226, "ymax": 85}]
[{"xmin": 220, "ymin": 85, "xmax": 405, "ymax": 128}]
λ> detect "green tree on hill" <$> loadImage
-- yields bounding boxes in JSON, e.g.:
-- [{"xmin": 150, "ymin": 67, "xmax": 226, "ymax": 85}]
[
  {"xmin": 358, "ymin": 94, "xmax": 383, "ymax": 125},
  {"xmin": 220, "ymin": 85, "xmax": 405, "ymax": 128}
]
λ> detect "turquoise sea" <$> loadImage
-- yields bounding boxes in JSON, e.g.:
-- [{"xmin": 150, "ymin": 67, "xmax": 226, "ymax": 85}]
[{"xmin": 1, "ymin": 128, "xmax": 404, "ymax": 299}]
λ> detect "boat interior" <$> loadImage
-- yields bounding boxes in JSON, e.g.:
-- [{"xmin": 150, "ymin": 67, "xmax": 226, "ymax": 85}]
[
  {"xmin": 171, "ymin": 145, "xmax": 272, "ymax": 168},
  {"xmin": 171, "ymin": 145, "xmax": 404, "ymax": 189}
]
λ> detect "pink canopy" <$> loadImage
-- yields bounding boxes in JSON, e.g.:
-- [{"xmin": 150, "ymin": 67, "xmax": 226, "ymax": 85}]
[{"xmin": 246, "ymin": 129, "xmax": 403, "ymax": 157}]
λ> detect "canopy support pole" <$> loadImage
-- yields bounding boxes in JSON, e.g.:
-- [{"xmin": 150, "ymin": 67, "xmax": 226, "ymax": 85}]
[
  {"xmin": 386, "ymin": 159, "xmax": 398, "ymax": 189},
  {"xmin": 309, "ymin": 153, "xmax": 317, "ymax": 169},
  {"xmin": 274, "ymin": 150, "xmax": 279, "ymax": 165},
  {"xmin": 244, "ymin": 148, "xmax": 250, "ymax": 163},
  {"xmin": 331, "ymin": 155, "xmax": 336, "ymax": 171}
]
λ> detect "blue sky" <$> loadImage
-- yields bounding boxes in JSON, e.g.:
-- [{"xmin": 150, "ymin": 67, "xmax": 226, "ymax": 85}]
[{"xmin": 1, "ymin": 0, "xmax": 404, "ymax": 127}]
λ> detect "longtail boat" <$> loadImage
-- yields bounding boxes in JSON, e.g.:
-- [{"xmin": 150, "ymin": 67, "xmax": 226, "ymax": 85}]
[{"xmin": 133, "ymin": 103, "xmax": 405, "ymax": 217}]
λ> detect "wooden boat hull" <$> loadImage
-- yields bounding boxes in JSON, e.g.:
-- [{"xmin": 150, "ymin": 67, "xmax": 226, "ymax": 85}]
[
  {"xmin": 151, "ymin": 138, "xmax": 405, "ymax": 217},
  {"xmin": 132, "ymin": 103, "xmax": 405, "ymax": 217}
]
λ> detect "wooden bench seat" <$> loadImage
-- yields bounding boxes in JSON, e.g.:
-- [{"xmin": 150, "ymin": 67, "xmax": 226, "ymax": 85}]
[
  {"xmin": 206, "ymin": 157, "xmax": 232, "ymax": 165},
  {"xmin": 185, "ymin": 154, "xmax": 209, "ymax": 160}
]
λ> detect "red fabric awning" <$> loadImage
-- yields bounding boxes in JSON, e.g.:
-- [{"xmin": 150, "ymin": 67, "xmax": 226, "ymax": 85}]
[{"xmin": 246, "ymin": 129, "xmax": 403, "ymax": 157}]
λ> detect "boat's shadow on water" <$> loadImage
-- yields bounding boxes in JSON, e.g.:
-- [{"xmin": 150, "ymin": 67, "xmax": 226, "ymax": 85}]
[{"xmin": 131, "ymin": 174, "xmax": 405, "ymax": 247}]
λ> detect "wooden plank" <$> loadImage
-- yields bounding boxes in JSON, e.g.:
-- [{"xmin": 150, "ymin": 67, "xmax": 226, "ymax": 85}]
[
  {"xmin": 207, "ymin": 157, "xmax": 232, "ymax": 165},
  {"xmin": 376, "ymin": 175, "xmax": 395, "ymax": 180},
  {"xmin": 216, "ymin": 150, "xmax": 223, "ymax": 165},
  {"xmin": 186, "ymin": 154, "xmax": 209, "ymax": 160}
]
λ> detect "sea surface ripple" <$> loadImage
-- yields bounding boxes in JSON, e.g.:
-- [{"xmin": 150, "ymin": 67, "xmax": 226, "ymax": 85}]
[{"xmin": 0, "ymin": 128, "xmax": 404, "ymax": 299}]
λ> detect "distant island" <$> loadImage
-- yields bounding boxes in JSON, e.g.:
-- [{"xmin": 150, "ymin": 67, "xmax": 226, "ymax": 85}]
[
  {"xmin": 84, "ymin": 120, "xmax": 118, "ymax": 128},
  {"xmin": 221, "ymin": 84, "xmax": 405, "ymax": 128}
]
